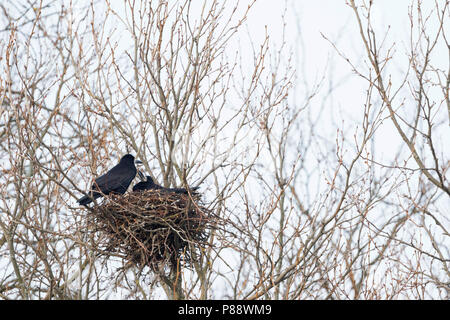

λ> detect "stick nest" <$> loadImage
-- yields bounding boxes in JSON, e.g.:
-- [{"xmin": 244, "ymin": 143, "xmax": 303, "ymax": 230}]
[{"xmin": 86, "ymin": 190, "xmax": 212, "ymax": 269}]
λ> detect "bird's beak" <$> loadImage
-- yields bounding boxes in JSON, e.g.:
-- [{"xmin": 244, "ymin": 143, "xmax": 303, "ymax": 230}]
[{"xmin": 137, "ymin": 170, "xmax": 146, "ymax": 181}]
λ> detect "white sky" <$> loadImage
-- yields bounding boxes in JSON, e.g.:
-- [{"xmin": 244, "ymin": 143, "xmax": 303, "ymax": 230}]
[{"xmin": 242, "ymin": 0, "xmax": 448, "ymax": 162}]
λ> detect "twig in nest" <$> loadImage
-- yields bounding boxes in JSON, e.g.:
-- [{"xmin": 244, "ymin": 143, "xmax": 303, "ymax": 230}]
[{"xmin": 86, "ymin": 190, "xmax": 213, "ymax": 270}]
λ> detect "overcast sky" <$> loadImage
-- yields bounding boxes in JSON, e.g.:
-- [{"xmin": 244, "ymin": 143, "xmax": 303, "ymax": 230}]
[{"xmin": 240, "ymin": 0, "xmax": 448, "ymax": 161}]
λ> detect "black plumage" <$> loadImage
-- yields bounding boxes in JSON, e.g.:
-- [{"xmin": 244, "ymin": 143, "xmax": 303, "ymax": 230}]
[
  {"xmin": 133, "ymin": 174, "xmax": 199, "ymax": 195},
  {"xmin": 77, "ymin": 154, "xmax": 142, "ymax": 206}
]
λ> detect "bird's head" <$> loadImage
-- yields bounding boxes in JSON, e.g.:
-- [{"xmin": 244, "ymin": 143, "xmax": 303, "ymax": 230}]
[
  {"xmin": 136, "ymin": 171, "xmax": 155, "ymax": 186},
  {"xmin": 121, "ymin": 154, "xmax": 143, "ymax": 166}
]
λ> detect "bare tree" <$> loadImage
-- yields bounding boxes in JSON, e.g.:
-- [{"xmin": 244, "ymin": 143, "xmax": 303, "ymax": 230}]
[{"xmin": 0, "ymin": 0, "xmax": 448, "ymax": 300}]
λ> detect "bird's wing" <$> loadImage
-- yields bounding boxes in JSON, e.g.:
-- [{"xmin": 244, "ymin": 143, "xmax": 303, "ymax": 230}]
[{"xmin": 93, "ymin": 163, "xmax": 136, "ymax": 193}]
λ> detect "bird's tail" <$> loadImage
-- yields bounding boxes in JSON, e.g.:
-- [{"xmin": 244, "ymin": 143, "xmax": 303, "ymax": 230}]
[
  {"xmin": 77, "ymin": 192, "xmax": 100, "ymax": 206},
  {"xmin": 189, "ymin": 186, "xmax": 200, "ymax": 195},
  {"xmin": 77, "ymin": 195, "xmax": 92, "ymax": 206}
]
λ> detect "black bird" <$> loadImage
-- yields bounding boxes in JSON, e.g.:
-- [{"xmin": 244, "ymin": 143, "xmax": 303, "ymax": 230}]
[
  {"xmin": 133, "ymin": 172, "xmax": 199, "ymax": 195},
  {"xmin": 77, "ymin": 154, "xmax": 142, "ymax": 206}
]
